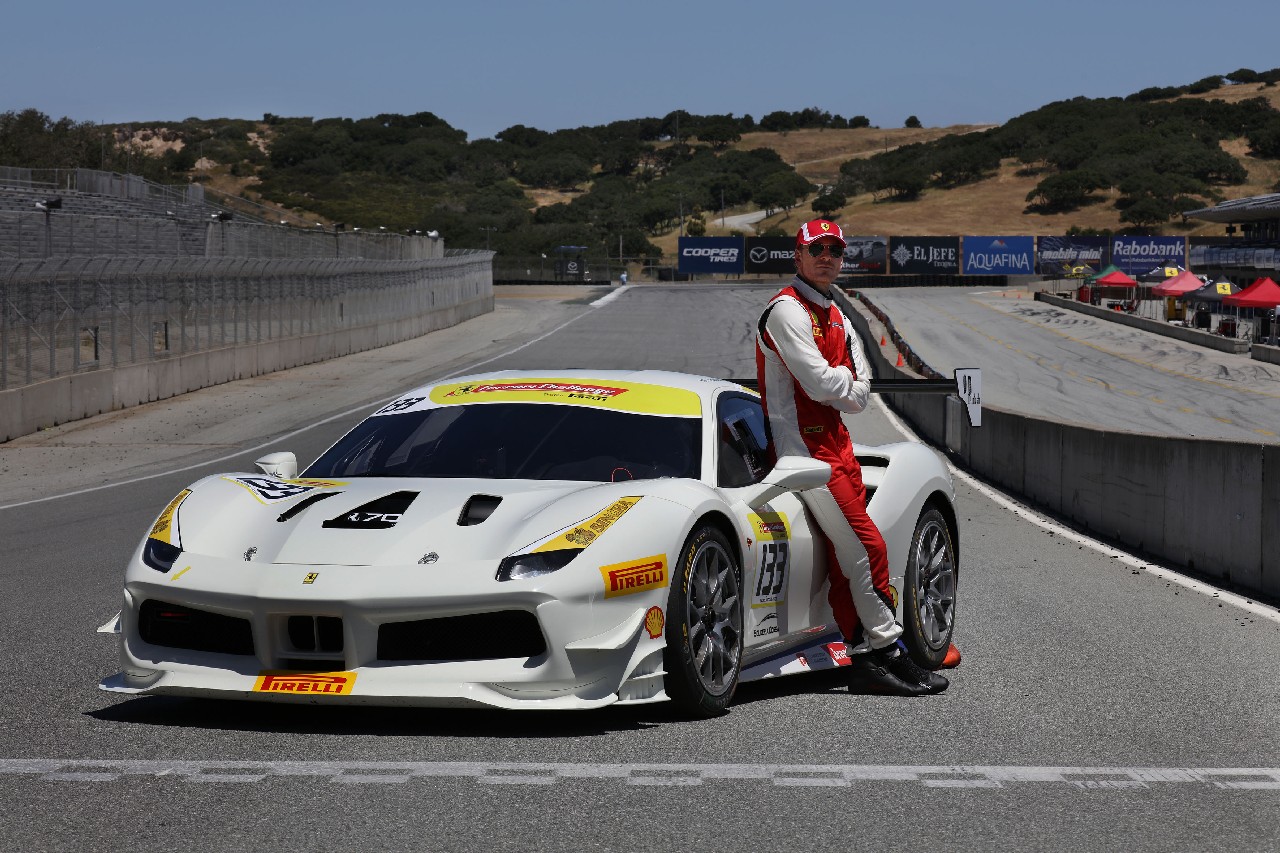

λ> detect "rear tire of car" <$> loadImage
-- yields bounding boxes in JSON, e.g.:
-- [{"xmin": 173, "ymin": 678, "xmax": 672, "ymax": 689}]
[
  {"xmin": 663, "ymin": 525, "xmax": 743, "ymax": 718},
  {"xmin": 902, "ymin": 507, "xmax": 957, "ymax": 669}
]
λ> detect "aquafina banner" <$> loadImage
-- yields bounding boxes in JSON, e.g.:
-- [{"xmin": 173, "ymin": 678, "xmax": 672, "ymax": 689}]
[{"xmin": 962, "ymin": 236, "xmax": 1035, "ymax": 275}]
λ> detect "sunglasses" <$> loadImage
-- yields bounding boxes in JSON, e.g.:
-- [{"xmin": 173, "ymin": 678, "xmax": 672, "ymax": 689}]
[{"xmin": 805, "ymin": 243, "xmax": 844, "ymax": 258}]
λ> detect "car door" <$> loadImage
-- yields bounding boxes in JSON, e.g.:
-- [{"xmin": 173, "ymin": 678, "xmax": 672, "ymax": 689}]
[{"xmin": 713, "ymin": 392, "xmax": 827, "ymax": 651}]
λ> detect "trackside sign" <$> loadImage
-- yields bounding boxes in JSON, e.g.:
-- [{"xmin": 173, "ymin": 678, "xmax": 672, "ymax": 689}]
[
  {"xmin": 678, "ymin": 237, "xmax": 744, "ymax": 274},
  {"xmin": 1110, "ymin": 237, "xmax": 1186, "ymax": 275},
  {"xmin": 744, "ymin": 237, "xmax": 795, "ymax": 274},
  {"xmin": 963, "ymin": 236, "xmax": 1034, "ymax": 275}
]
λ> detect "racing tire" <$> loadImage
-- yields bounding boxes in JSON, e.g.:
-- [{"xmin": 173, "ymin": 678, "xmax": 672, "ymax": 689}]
[
  {"xmin": 663, "ymin": 525, "xmax": 744, "ymax": 718},
  {"xmin": 901, "ymin": 507, "xmax": 957, "ymax": 670}
]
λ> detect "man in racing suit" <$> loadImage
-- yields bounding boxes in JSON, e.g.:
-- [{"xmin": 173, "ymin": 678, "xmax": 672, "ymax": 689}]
[{"xmin": 755, "ymin": 219, "xmax": 947, "ymax": 696}]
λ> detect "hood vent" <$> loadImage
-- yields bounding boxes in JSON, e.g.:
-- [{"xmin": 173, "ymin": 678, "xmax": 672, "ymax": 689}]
[
  {"xmin": 458, "ymin": 494, "xmax": 502, "ymax": 526},
  {"xmin": 322, "ymin": 491, "xmax": 418, "ymax": 530}
]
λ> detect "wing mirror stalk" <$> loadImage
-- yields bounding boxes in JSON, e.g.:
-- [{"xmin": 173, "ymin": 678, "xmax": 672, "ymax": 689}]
[
  {"xmin": 740, "ymin": 456, "xmax": 831, "ymax": 509},
  {"xmin": 254, "ymin": 452, "xmax": 298, "ymax": 479}
]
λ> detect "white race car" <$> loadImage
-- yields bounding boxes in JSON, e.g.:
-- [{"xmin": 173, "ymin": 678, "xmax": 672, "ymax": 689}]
[{"xmin": 100, "ymin": 370, "xmax": 962, "ymax": 716}]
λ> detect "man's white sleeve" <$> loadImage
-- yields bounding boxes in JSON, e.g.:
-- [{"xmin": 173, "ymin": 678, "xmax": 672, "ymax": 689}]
[
  {"xmin": 764, "ymin": 299, "xmax": 868, "ymax": 410},
  {"xmin": 829, "ymin": 313, "xmax": 871, "ymax": 413}
]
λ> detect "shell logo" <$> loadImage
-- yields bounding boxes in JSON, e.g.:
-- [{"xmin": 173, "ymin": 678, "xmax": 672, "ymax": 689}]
[{"xmin": 644, "ymin": 606, "xmax": 665, "ymax": 639}]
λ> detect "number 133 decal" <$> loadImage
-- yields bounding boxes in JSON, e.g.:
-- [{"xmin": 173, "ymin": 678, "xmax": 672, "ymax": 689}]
[{"xmin": 753, "ymin": 541, "xmax": 789, "ymax": 608}]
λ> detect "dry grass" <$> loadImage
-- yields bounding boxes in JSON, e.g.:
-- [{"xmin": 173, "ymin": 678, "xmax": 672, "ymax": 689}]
[{"xmin": 728, "ymin": 125, "xmax": 996, "ymax": 182}]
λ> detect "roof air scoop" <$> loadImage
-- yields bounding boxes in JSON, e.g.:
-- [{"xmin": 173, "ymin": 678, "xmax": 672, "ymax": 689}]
[{"xmin": 458, "ymin": 494, "xmax": 502, "ymax": 526}]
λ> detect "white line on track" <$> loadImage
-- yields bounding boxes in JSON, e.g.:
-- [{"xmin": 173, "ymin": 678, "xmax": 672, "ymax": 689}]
[
  {"xmin": 0, "ymin": 307, "xmax": 600, "ymax": 513},
  {"xmin": 1, "ymin": 759, "xmax": 1277, "ymax": 789},
  {"xmin": 590, "ymin": 285, "xmax": 629, "ymax": 307},
  {"xmin": 873, "ymin": 396, "xmax": 1280, "ymax": 625}
]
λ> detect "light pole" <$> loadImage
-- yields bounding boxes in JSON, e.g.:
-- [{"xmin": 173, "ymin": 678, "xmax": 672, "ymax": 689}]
[{"xmin": 480, "ymin": 226, "xmax": 497, "ymax": 251}]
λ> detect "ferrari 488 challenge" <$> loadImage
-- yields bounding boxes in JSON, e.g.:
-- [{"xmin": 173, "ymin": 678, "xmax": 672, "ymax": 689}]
[{"xmin": 100, "ymin": 370, "xmax": 961, "ymax": 716}]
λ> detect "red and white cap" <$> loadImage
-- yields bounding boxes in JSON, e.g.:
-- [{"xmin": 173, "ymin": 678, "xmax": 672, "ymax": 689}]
[{"xmin": 796, "ymin": 219, "xmax": 846, "ymax": 248}]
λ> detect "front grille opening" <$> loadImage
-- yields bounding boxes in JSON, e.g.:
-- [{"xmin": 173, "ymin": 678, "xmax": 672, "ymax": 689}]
[
  {"xmin": 139, "ymin": 599, "xmax": 254, "ymax": 656},
  {"xmin": 287, "ymin": 615, "xmax": 344, "ymax": 653},
  {"xmin": 378, "ymin": 610, "xmax": 545, "ymax": 662},
  {"xmin": 279, "ymin": 658, "xmax": 346, "ymax": 672}
]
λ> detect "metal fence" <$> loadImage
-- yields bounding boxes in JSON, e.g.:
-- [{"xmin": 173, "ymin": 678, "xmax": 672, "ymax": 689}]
[{"xmin": 1, "ymin": 253, "xmax": 493, "ymax": 392}]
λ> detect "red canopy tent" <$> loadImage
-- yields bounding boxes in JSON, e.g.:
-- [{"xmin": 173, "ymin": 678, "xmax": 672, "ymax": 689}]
[
  {"xmin": 1093, "ymin": 269, "xmax": 1138, "ymax": 287},
  {"xmin": 1223, "ymin": 277, "xmax": 1280, "ymax": 308},
  {"xmin": 1152, "ymin": 270, "xmax": 1204, "ymax": 296}
]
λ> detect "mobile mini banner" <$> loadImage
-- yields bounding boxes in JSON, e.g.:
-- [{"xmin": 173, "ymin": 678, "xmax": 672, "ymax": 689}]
[
  {"xmin": 1037, "ymin": 236, "xmax": 1109, "ymax": 275},
  {"xmin": 677, "ymin": 237, "xmax": 744, "ymax": 274},
  {"xmin": 962, "ymin": 236, "xmax": 1035, "ymax": 275},
  {"xmin": 841, "ymin": 236, "xmax": 888, "ymax": 274},
  {"xmin": 1110, "ymin": 237, "xmax": 1186, "ymax": 275},
  {"xmin": 744, "ymin": 237, "xmax": 796, "ymax": 274},
  {"xmin": 888, "ymin": 237, "xmax": 960, "ymax": 274}
]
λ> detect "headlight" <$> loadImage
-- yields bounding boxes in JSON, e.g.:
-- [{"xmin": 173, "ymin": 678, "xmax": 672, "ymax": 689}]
[
  {"xmin": 142, "ymin": 538, "xmax": 182, "ymax": 573},
  {"xmin": 496, "ymin": 548, "xmax": 582, "ymax": 582}
]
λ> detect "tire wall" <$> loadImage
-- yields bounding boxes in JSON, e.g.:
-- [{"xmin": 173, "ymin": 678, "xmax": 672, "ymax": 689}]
[{"xmin": 837, "ymin": 288, "xmax": 1280, "ymax": 602}]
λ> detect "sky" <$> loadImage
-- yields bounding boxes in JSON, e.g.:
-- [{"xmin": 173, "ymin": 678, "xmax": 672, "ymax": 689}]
[{"xmin": 4, "ymin": 0, "xmax": 1279, "ymax": 140}]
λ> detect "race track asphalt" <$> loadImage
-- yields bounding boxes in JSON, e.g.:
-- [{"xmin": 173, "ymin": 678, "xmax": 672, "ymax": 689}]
[{"xmin": 1, "ymin": 284, "xmax": 1277, "ymax": 852}]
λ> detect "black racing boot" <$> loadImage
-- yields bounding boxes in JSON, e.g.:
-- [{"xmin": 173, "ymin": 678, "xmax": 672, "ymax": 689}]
[
  {"xmin": 848, "ymin": 646, "xmax": 929, "ymax": 696},
  {"xmin": 887, "ymin": 648, "xmax": 949, "ymax": 694}
]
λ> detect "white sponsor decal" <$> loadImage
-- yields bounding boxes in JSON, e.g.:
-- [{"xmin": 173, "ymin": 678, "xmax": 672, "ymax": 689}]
[{"xmin": 224, "ymin": 476, "xmax": 317, "ymax": 504}]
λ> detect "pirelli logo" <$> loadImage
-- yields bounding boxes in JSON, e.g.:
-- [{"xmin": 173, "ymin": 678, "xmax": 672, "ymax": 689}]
[
  {"xmin": 252, "ymin": 671, "xmax": 356, "ymax": 696},
  {"xmin": 600, "ymin": 555, "xmax": 667, "ymax": 598}
]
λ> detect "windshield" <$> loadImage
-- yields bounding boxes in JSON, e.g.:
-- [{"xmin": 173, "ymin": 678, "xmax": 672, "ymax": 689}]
[{"xmin": 303, "ymin": 403, "xmax": 701, "ymax": 482}]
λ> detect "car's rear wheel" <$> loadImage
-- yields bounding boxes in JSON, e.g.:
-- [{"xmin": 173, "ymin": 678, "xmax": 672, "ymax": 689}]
[
  {"xmin": 663, "ymin": 525, "xmax": 743, "ymax": 717},
  {"xmin": 902, "ymin": 507, "xmax": 957, "ymax": 669}
]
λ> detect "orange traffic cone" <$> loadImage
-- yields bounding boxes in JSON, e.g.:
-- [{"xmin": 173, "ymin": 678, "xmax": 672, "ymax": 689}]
[
  {"xmin": 940, "ymin": 642, "xmax": 961, "ymax": 668},
  {"xmin": 895, "ymin": 351, "xmax": 904, "ymax": 367},
  {"xmin": 880, "ymin": 334, "xmax": 886, "ymax": 346}
]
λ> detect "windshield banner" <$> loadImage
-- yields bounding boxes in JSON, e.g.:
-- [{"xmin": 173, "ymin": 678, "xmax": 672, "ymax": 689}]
[
  {"xmin": 962, "ymin": 236, "xmax": 1035, "ymax": 275},
  {"xmin": 1110, "ymin": 237, "xmax": 1186, "ymax": 275},
  {"xmin": 678, "ymin": 237, "xmax": 744, "ymax": 274},
  {"xmin": 842, "ymin": 236, "xmax": 888, "ymax": 274}
]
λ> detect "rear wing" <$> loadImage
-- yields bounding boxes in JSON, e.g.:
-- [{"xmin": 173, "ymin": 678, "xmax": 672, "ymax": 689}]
[{"xmin": 734, "ymin": 368, "xmax": 981, "ymax": 427}]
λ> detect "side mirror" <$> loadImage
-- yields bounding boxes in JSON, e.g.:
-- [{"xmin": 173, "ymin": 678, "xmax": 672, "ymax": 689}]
[
  {"xmin": 738, "ymin": 456, "xmax": 831, "ymax": 509},
  {"xmin": 254, "ymin": 451, "xmax": 298, "ymax": 480}
]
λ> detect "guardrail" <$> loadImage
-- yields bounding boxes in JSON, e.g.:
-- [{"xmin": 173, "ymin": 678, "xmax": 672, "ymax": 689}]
[{"xmin": 839, "ymin": 286, "xmax": 1280, "ymax": 603}]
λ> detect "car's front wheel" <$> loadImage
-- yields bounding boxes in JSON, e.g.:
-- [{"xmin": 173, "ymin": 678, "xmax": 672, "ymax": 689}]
[
  {"xmin": 663, "ymin": 525, "xmax": 743, "ymax": 717},
  {"xmin": 901, "ymin": 507, "xmax": 957, "ymax": 669}
]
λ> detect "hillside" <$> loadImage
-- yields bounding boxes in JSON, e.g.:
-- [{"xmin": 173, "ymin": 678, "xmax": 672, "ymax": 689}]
[{"xmin": 5, "ymin": 71, "xmax": 1280, "ymax": 255}]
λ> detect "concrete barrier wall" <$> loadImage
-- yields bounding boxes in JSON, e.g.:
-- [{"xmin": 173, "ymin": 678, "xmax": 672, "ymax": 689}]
[
  {"xmin": 1, "ymin": 259, "xmax": 492, "ymax": 442},
  {"xmin": 1253, "ymin": 343, "xmax": 1280, "ymax": 365},
  {"xmin": 839, "ymin": 288, "xmax": 1280, "ymax": 601},
  {"xmin": 1036, "ymin": 292, "xmax": 1251, "ymax": 354}
]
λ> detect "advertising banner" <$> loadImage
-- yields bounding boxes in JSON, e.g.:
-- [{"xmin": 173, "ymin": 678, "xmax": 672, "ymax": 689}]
[
  {"xmin": 1110, "ymin": 237, "xmax": 1186, "ymax": 275},
  {"xmin": 962, "ymin": 236, "xmax": 1035, "ymax": 275},
  {"xmin": 678, "ymin": 237, "xmax": 744, "ymax": 274},
  {"xmin": 841, "ymin": 236, "xmax": 888, "ymax": 274},
  {"xmin": 1037, "ymin": 236, "xmax": 1108, "ymax": 275},
  {"xmin": 744, "ymin": 237, "xmax": 795, "ymax": 274},
  {"xmin": 888, "ymin": 237, "xmax": 960, "ymax": 274}
]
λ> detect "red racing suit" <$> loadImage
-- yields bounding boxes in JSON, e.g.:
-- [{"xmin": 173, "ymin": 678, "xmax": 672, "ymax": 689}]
[{"xmin": 755, "ymin": 276, "xmax": 901, "ymax": 651}]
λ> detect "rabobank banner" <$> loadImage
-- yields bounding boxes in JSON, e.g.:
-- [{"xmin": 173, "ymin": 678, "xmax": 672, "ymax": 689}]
[
  {"xmin": 678, "ymin": 237, "xmax": 744, "ymax": 274},
  {"xmin": 962, "ymin": 236, "xmax": 1035, "ymax": 275},
  {"xmin": 744, "ymin": 237, "xmax": 795, "ymax": 274},
  {"xmin": 1110, "ymin": 237, "xmax": 1186, "ymax": 275},
  {"xmin": 1037, "ymin": 236, "xmax": 1108, "ymax": 275}
]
